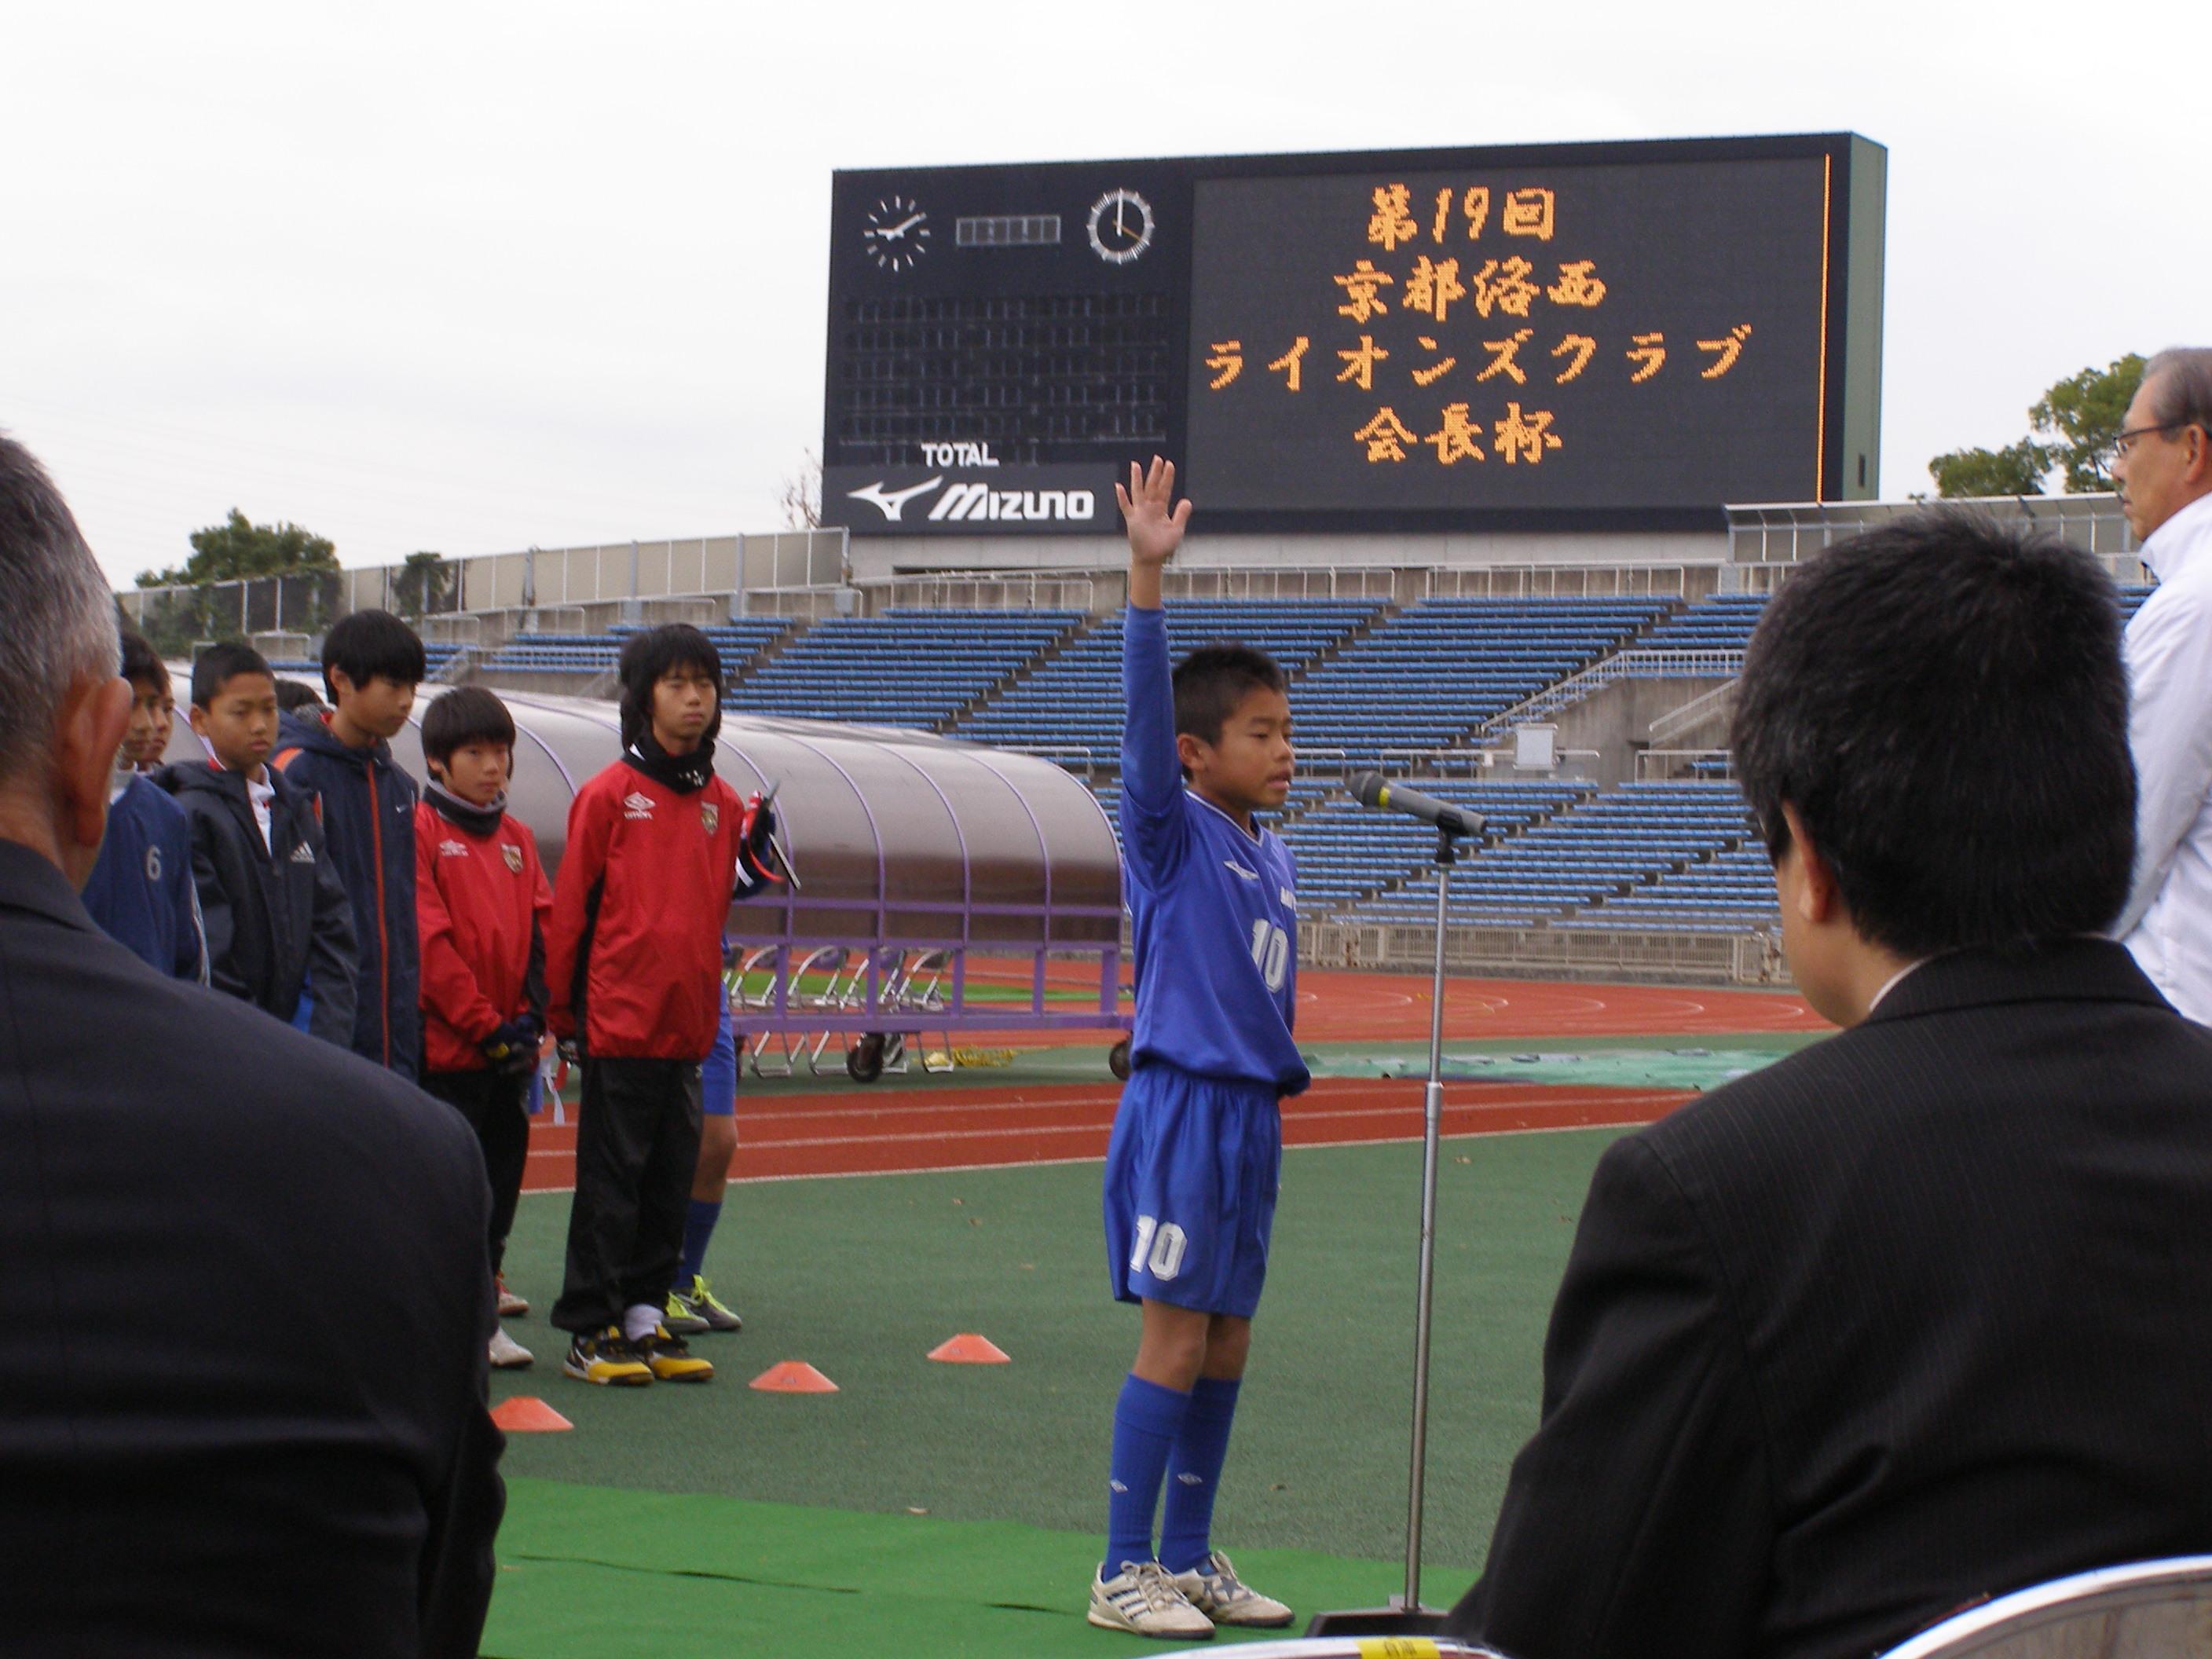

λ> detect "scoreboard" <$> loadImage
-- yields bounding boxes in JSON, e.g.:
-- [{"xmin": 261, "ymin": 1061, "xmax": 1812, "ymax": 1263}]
[{"xmin": 822, "ymin": 134, "xmax": 1884, "ymax": 537}]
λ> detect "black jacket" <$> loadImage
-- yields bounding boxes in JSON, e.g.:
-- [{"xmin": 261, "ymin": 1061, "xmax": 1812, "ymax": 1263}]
[
  {"xmin": 0, "ymin": 840, "xmax": 503, "ymax": 1655},
  {"xmin": 277, "ymin": 710, "xmax": 421, "ymax": 1077},
  {"xmin": 1447, "ymin": 939, "xmax": 2212, "ymax": 1659},
  {"xmin": 156, "ymin": 757, "xmax": 358, "ymax": 1047}
]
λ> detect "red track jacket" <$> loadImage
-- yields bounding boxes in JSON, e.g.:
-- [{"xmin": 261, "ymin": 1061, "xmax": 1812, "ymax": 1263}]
[
  {"xmin": 544, "ymin": 760, "xmax": 743, "ymax": 1060},
  {"xmin": 415, "ymin": 796, "xmax": 552, "ymax": 1075}
]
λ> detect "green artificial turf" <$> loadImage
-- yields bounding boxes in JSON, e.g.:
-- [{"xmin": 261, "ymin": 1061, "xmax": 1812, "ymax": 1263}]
[
  {"xmin": 492, "ymin": 1129, "xmax": 1621, "ymax": 1580},
  {"xmin": 483, "ymin": 1478, "xmax": 1465, "ymax": 1657}
]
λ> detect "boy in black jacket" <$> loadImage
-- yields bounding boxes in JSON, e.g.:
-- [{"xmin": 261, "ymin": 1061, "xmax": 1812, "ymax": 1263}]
[{"xmin": 159, "ymin": 642, "xmax": 358, "ymax": 1046}]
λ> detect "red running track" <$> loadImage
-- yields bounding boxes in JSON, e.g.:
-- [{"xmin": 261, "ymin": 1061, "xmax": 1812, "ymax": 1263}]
[
  {"xmin": 521, "ymin": 1078, "xmax": 1692, "ymax": 1191},
  {"xmin": 947, "ymin": 964, "xmax": 1826, "ymax": 1048}
]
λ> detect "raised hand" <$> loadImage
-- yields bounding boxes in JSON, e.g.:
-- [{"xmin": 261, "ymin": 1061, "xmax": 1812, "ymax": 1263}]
[{"xmin": 1116, "ymin": 456, "xmax": 1192, "ymax": 570}]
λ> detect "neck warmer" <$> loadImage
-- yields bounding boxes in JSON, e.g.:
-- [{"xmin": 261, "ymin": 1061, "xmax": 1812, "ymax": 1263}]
[
  {"xmin": 623, "ymin": 731, "xmax": 716, "ymax": 795},
  {"xmin": 427, "ymin": 781, "xmax": 507, "ymax": 837}
]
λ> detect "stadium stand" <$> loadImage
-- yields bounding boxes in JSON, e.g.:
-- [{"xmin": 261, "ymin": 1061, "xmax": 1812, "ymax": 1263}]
[
  {"xmin": 1279, "ymin": 782, "xmax": 1593, "ymax": 911},
  {"xmin": 482, "ymin": 619, "xmax": 795, "ymax": 682},
  {"xmin": 723, "ymin": 609, "xmax": 1084, "ymax": 727},
  {"xmin": 1628, "ymin": 592, "xmax": 1767, "ymax": 654},
  {"xmin": 1287, "ymin": 598, "xmax": 1674, "ymax": 764},
  {"xmin": 957, "ymin": 600, "xmax": 1384, "ymax": 760}
]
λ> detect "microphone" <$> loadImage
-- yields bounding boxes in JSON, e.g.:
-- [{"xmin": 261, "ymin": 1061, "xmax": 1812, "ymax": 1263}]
[{"xmin": 1350, "ymin": 771, "xmax": 1482, "ymax": 838}]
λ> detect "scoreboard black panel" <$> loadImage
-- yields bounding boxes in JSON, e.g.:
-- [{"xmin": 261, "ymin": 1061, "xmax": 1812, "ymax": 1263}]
[{"xmin": 822, "ymin": 135, "xmax": 1883, "ymax": 537}]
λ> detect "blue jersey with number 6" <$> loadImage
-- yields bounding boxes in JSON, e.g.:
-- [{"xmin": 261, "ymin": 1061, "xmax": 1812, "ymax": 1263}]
[{"xmin": 1119, "ymin": 606, "xmax": 1309, "ymax": 1095}]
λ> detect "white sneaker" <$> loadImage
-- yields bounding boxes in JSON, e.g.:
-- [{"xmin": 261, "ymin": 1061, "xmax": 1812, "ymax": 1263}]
[
  {"xmin": 1087, "ymin": 1560, "xmax": 1215, "ymax": 1640},
  {"xmin": 1170, "ymin": 1551, "xmax": 1294, "ymax": 1628},
  {"xmin": 489, "ymin": 1327, "xmax": 535, "ymax": 1369}
]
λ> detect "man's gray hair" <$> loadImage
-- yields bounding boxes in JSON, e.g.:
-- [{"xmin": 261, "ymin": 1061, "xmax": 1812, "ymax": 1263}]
[
  {"xmin": 0, "ymin": 435, "xmax": 123, "ymax": 787},
  {"xmin": 2144, "ymin": 347, "xmax": 2212, "ymax": 436}
]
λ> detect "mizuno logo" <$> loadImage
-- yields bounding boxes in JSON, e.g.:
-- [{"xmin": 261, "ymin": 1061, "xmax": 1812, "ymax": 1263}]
[
  {"xmin": 288, "ymin": 843, "xmax": 316, "ymax": 863},
  {"xmin": 438, "ymin": 838, "xmax": 470, "ymax": 859},
  {"xmin": 622, "ymin": 791, "xmax": 655, "ymax": 820},
  {"xmin": 1176, "ymin": 1472, "xmax": 1206, "ymax": 1486},
  {"xmin": 846, "ymin": 476, "xmax": 943, "ymax": 522},
  {"xmin": 1224, "ymin": 859, "xmax": 1258, "ymax": 881}
]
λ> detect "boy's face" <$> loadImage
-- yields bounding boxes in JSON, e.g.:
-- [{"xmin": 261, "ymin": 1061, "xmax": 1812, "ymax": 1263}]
[
  {"xmin": 329, "ymin": 669, "xmax": 418, "ymax": 740},
  {"xmin": 436, "ymin": 741, "xmax": 511, "ymax": 808},
  {"xmin": 189, "ymin": 672, "xmax": 280, "ymax": 775},
  {"xmin": 650, "ymin": 664, "xmax": 717, "ymax": 754},
  {"xmin": 122, "ymin": 677, "xmax": 174, "ymax": 770},
  {"xmin": 1177, "ymin": 684, "xmax": 1295, "ymax": 816}
]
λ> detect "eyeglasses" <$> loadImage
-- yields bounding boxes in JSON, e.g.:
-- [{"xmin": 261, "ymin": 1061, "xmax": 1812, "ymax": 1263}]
[{"xmin": 2114, "ymin": 421, "xmax": 2187, "ymax": 461}]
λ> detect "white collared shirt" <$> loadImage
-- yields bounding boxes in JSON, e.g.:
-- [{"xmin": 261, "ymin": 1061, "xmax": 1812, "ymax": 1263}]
[
  {"xmin": 244, "ymin": 767, "xmax": 274, "ymax": 853},
  {"xmin": 2116, "ymin": 490, "xmax": 2212, "ymax": 1023}
]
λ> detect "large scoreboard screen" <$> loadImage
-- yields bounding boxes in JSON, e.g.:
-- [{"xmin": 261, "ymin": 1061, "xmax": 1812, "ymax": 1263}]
[{"xmin": 822, "ymin": 134, "xmax": 1883, "ymax": 537}]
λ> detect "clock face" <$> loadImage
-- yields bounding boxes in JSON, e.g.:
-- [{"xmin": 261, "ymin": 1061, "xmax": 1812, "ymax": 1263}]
[
  {"xmin": 1086, "ymin": 189, "xmax": 1154, "ymax": 265},
  {"xmin": 863, "ymin": 193, "xmax": 932, "ymax": 271}
]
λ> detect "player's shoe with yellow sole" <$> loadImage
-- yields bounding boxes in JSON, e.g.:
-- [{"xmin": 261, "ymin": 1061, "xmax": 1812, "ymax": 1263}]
[
  {"xmin": 1087, "ymin": 1561, "xmax": 1214, "ymax": 1640},
  {"xmin": 671, "ymin": 1273, "xmax": 743, "ymax": 1333},
  {"xmin": 562, "ymin": 1327, "xmax": 652, "ymax": 1386},
  {"xmin": 1170, "ymin": 1551, "xmax": 1294, "ymax": 1628},
  {"xmin": 635, "ymin": 1324, "xmax": 715, "ymax": 1383}
]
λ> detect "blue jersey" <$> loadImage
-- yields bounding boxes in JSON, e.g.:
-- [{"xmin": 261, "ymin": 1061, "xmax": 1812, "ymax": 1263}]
[
  {"xmin": 1119, "ymin": 606, "xmax": 1307, "ymax": 1094},
  {"xmin": 82, "ymin": 775, "xmax": 207, "ymax": 983}
]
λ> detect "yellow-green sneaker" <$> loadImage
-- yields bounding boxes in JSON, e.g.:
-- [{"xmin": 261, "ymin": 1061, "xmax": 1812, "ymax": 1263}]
[
  {"xmin": 671, "ymin": 1273, "xmax": 744, "ymax": 1333},
  {"xmin": 661, "ymin": 1289, "xmax": 709, "ymax": 1337}
]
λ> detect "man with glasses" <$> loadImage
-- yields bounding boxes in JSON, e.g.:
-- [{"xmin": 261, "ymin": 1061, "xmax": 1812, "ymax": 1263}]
[{"xmin": 2111, "ymin": 346, "xmax": 2212, "ymax": 1024}]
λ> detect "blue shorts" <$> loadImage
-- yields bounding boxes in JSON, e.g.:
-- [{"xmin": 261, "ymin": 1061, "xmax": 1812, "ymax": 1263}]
[
  {"xmin": 701, "ymin": 996, "xmax": 738, "ymax": 1118},
  {"xmin": 1103, "ymin": 1063, "xmax": 1282, "ymax": 1319}
]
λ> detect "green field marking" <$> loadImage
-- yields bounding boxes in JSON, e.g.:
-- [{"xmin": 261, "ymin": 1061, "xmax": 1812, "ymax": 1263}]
[
  {"xmin": 495, "ymin": 1130, "xmax": 1617, "ymax": 1578},
  {"xmin": 484, "ymin": 1478, "xmax": 1470, "ymax": 1657}
]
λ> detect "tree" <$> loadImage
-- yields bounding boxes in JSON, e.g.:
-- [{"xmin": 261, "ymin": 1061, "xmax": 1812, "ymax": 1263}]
[
  {"xmin": 2030, "ymin": 354, "xmax": 2145, "ymax": 494},
  {"xmin": 137, "ymin": 508, "xmax": 339, "ymax": 588},
  {"xmin": 778, "ymin": 449, "xmax": 822, "ymax": 530},
  {"xmin": 392, "ymin": 550, "xmax": 456, "ymax": 621},
  {"xmin": 1928, "ymin": 438, "xmax": 2049, "ymax": 499},
  {"xmin": 1928, "ymin": 356, "xmax": 2146, "ymax": 499}
]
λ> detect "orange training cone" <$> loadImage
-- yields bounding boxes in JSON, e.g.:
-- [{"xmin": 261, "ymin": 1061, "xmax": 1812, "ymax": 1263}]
[
  {"xmin": 751, "ymin": 1361, "xmax": 839, "ymax": 1393},
  {"xmin": 928, "ymin": 1333, "xmax": 1011, "ymax": 1364},
  {"xmin": 490, "ymin": 1396, "xmax": 573, "ymax": 1433}
]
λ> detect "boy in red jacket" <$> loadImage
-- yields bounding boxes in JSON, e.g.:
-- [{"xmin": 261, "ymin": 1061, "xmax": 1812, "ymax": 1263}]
[
  {"xmin": 544, "ymin": 624, "xmax": 782, "ymax": 1387},
  {"xmin": 416, "ymin": 686, "xmax": 552, "ymax": 1372}
]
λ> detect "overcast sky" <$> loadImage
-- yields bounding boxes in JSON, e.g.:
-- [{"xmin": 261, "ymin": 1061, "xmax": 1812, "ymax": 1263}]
[{"xmin": 5, "ymin": 0, "xmax": 2203, "ymax": 590}]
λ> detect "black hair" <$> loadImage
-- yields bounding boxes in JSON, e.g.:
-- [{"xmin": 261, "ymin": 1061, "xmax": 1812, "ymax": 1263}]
[
  {"xmin": 1730, "ymin": 507, "xmax": 2135, "ymax": 957},
  {"xmin": 191, "ymin": 641, "xmax": 274, "ymax": 709},
  {"xmin": 617, "ymin": 624, "xmax": 723, "ymax": 749},
  {"xmin": 421, "ymin": 685, "xmax": 518, "ymax": 774},
  {"xmin": 1172, "ymin": 643, "xmax": 1287, "ymax": 750},
  {"xmin": 275, "ymin": 679, "xmax": 325, "ymax": 714},
  {"xmin": 320, "ymin": 608, "xmax": 426, "ymax": 702},
  {"xmin": 119, "ymin": 628, "xmax": 169, "ymax": 695}
]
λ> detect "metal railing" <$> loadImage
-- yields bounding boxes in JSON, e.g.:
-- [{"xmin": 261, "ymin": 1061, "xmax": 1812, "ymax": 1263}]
[
  {"xmin": 1647, "ymin": 678, "xmax": 1739, "ymax": 745},
  {"xmin": 1481, "ymin": 650, "xmax": 1747, "ymax": 733},
  {"xmin": 1425, "ymin": 563, "xmax": 1690, "ymax": 599}
]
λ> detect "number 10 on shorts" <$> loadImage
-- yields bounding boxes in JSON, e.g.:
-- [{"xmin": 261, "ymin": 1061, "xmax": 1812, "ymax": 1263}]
[
  {"xmin": 1248, "ymin": 919, "xmax": 1289, "ymax": 991},
  {"xmin": 1130, "ymin": 1215, "xmax": 1188, "ymax": 1280}
]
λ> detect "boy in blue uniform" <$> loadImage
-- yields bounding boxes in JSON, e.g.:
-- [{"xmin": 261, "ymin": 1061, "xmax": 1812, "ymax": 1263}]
[
  {"xmin": 82, "ymin": 631, "xmax": 206, "ymax": 980},
  {"xmin": 1090, "ymin": 456, "xmax": 1307, "ymax": 1640}
]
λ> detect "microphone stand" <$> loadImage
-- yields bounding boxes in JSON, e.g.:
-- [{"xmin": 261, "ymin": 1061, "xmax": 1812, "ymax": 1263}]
[{"xmin": 1309, "ymin": 819, "xmax": 1472, "ymax": 1636}]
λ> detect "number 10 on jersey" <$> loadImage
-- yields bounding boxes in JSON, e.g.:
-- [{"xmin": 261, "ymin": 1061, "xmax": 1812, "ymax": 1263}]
[{"xmin": 1248, "ymin": 919, "xmax": 1289, "ymax": 991}]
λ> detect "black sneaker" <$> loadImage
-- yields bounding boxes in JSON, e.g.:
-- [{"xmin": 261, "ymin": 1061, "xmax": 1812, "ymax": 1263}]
[{"xmin": 562, "ymin": 1325, "xmax": 653, "ymax": 1386}]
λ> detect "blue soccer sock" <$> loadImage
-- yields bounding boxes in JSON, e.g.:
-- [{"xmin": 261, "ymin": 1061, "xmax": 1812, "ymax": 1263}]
[
  {"xmin": 677, "ymin": 1198, "xmax": 722, "ymax": 1291},
  {"xmin": 1105, "ymin": 1374, "xmax": 1192, "ymax": 1575},
  {"xmin": 1158, "ymin": 1375, "xmax": 1241, "ymax": 1573}
]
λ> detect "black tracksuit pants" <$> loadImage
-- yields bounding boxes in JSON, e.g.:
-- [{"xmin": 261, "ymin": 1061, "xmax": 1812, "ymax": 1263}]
[
  {"xmin": 551, "ymin": 1056, "xmax": 703, "ymax": 1335},
  {"xmin": 420, "ymin": 1068, "xmax": 530, "ymax": 1275}
]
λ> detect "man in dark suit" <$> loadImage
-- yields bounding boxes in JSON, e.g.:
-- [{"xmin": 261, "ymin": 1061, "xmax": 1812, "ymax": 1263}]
[
  {"xmin": 1445, "ymin": 509, "xmax": 2212, "ymax": 1659},
  {"xmin": 0, "ymin": 434, "xmax": 504, "ymax": 1657}
]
